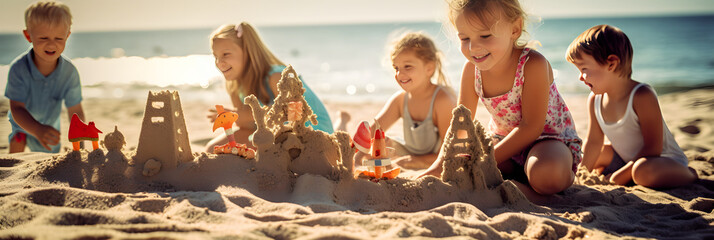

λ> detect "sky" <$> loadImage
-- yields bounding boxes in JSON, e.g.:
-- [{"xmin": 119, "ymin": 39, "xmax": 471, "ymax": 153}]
[{"xmin": 1, "ymin": 0, "xmax": 713, "ymax": 33}]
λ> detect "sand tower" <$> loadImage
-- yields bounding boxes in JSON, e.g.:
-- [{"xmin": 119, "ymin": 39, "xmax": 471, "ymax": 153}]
[
  {"xmin": 134, "ymin": 91, "xmax": 193, "ymax": 173},
  {"xmin": 440, "ymin": 105, "xmax": 504, "ymax": 190}
]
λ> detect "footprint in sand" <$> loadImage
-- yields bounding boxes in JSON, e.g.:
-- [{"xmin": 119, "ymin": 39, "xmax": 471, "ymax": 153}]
[
  {"xmin": 25, "ymin": 188, "xmax": 126, "ymax": 209},
  {"xmin": 0, "ymin": 159, "xmax": 20, "ymax": 181},
  {"xmin": 679, "ymin": 119, "xmax": 701, "ymax": 135},
  {"xmin": 686, "ymin": 197, "xmax": 714, "ymax": 213},
  {"xmin": 0, "ymin": 158, "xmax": 20, "ymax": 167}
]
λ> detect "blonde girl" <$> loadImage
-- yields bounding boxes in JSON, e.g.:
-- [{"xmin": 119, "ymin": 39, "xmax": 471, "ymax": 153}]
[
  {"xmin": 419, "ymin": 0, "xmax": 582, "ymax": 200},
  {"xmin": 364, "ymin": 32, "xmax": 456, "ymax": 169},
  {"xmin": 205, "ymin": 22, "xmax": 333, "ymax": 151}
]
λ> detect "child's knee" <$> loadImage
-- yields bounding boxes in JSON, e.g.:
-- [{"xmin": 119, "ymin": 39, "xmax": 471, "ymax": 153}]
[
  {"xmin": 632, "ymin": 157, "xmax": 694, "ymax": 187},
  {"xmin": 526, "ymin": 157, "xmax": 574, "ymax": 194},
  {"xmin": 529, "ymin": 171, "xmax": 574, "ymax": 195}
]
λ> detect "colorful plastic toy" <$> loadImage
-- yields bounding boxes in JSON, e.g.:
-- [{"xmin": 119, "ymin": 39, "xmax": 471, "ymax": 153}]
[
  {"xmin": 287, "ymin": 101, "xmax": 303, "ymax": 122},
  {"xmin": 68, "ymin": 113, "xmax": 102, "ymax": 151},
  {"xmin": 212, "ymin": 105, "xmax": 256, "ymax": 159},
  {"xmin": 352, "ymin": 122, "xmax": 400, "ymax": 181},
  {"xmin": 351, "ymin": 121, "xmax": 371, "ymax": 153}
]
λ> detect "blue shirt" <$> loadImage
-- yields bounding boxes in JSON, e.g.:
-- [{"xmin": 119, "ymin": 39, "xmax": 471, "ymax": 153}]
[{"xmin": 5, "ymin": 48, "xmax": 83, "ymax": 152}]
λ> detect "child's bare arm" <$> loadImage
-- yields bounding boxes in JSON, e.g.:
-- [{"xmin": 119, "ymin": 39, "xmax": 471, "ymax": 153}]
[
  {"xmin": 494, "ymin": 53, "xmax": 550, "ymax": 163},
  {"xmin": 373, "ymin": 91, "xmax": 403, "ymax": 132},
  {"xmin": 458, "ymin": 61, "xmax": 479, "ymax": 119},
  {"xmin": 9, "ymin": 100, "xmax": 59, "ymax": 150},
  {"xmin": 632, "ymin": 86, "xmax": 665, "ymax": 158},
  {"xmin": 433, "ymin": 89, "xmax": 456, "ymax": 143},
  {"xmin": 66, "ymin": 102, "xmax": 85, "ymax": 122},
  {"xmin": 581, "ymin": 93, "xmax": 605, "ymax": 171}
]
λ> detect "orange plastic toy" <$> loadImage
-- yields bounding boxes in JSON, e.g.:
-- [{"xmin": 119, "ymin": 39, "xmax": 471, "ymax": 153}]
[
  {"xmin": 212, "ymin": 105, "xmax": 255, "ymax": 159},
  {"xmin": 68, "ymin": 113, "xmax": 102, "ymax": 151}
]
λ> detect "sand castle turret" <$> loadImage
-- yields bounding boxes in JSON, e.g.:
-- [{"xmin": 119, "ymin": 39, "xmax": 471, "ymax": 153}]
[
  {"xmin": 435, "ymin": 105, "xmax": 528, "ymax": 206},
  {"xmin": 246, "ymin": 65, "xmax": 341, "ymax": 179},
  {"xmin": 265, "ymin": 66, "xmax": 319, "ymax": 133},
  {"xmin": 134, "ymin": 91, "xmax": 192, "ymax": 176},
  {"xmin": 440, "ymin": 105, "xmax": 504, "ymax": 190}
]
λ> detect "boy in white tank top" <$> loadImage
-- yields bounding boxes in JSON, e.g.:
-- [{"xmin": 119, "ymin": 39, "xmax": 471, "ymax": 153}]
[{"xmin": 565, "ymin": 25, "xmax": 697, "ymax": 188}]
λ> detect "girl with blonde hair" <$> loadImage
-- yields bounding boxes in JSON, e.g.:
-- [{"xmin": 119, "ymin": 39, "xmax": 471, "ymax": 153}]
[{"xmin": 205, "ymin": 22, "xmax": 333, "ymax": 151}]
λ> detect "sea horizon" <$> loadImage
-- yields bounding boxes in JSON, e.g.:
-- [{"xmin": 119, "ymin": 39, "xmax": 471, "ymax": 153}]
[{"xmin": 1, "ymin": 15, "xmax": 712, "ymax": 104}]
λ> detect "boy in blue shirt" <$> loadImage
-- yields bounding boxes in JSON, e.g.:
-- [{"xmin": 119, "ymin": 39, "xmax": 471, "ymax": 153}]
[{"xmin": 5, "ymin": 1, "xmax": 85, "ymax": 153}]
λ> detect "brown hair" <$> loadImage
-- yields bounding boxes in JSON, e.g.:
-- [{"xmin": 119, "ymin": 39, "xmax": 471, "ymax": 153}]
[
  {"xmin": 566, "ymin": 24, "xmax": 633, "ymax": 78},
  {"xmin": 25, "ymin": 1, "xmax": 72, "ymax": 29},
  {"xmin": 210, "ymin": 22, "xmax": 285, "ymax": 105},
  {"xmin": 447, "ymin": 0, "xmax": 528, "ymax": 47},
  {"xmin": 389, "ymin": 32, "xmax": 450, "ymax": 87}
]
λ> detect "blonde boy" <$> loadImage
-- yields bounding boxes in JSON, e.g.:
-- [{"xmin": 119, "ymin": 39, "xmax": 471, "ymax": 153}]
[
  {"xmin": 5, "ymin": 1, "xmax": 85, "ymax": 153},
  {"xmin": 566, "ymin": 25, "xmax": 697, "ymax": 188}
]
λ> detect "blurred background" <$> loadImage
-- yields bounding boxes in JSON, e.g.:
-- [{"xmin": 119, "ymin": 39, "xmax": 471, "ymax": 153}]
[{"xmin": 1, "ymin": 0, "xmax": 713, "ymax": 105}]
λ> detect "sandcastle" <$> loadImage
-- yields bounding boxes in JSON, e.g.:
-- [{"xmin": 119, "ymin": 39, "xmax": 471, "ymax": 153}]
[
  {"xmin": 240, "ymin": 65, "xmax": 529, "ymax": 209},
  {"xmin": 36, "ymin": 65, "xmax": 529, "ymax": 211}
]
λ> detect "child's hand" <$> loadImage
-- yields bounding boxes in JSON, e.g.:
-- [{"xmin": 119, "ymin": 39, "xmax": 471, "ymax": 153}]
[
  {"xmin": 33, "ymin": 125, "xmax": 60, "ymax": 151},
  {"xmin": 206, "ymin": 108, "xmax": 218, "ymax": 123}
]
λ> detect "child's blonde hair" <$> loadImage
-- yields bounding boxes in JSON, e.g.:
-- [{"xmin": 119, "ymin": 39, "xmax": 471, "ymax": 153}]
[
  {"xmin": 447, "ymin": 0, "xmax": 528, "ymax": 47},
  {"xmin": 210, "ymin": 22, "xmax": 285, "ymax": 105},
  {"xmin": 389, "ymin": 32, "xmax": 450, "ymax": 87},
  {"xmin": 25, "ymin": 1, "xmax": 72, "ymax": 30},
  {"xmin": 565, "ymin": 25, "xmax": 634, "ymax": 79}
]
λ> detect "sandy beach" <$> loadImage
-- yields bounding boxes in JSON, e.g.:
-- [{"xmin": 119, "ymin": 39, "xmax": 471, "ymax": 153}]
[{"xmin": 0, "ymin": 87, "xmax": 712, "ymax": 239}]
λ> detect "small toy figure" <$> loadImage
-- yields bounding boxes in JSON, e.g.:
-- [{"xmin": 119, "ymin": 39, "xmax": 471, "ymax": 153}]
[
  {"xmin": 68, "ymin": 113, "xmax": 102, "ymax": 151},
  {"xmin": 212, "ymin": 105, "xmax": 256, "ymax": 159},
  {"xmin": 353, "ymin": 121, "xmax": 400, "ymax": 181},
  {"xmin": 287, "ymin": 101, "xmax": 303, "ymax": 122}
]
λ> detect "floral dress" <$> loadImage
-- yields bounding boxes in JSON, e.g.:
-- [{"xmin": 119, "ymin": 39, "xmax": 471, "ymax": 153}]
[{"xmin": 474, "ymin": 48, "xmax": 582, "ymax": 172}]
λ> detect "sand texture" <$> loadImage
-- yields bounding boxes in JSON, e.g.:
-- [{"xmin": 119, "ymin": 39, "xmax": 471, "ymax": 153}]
[{"xmin": 0, "ymin": 70, "xmax": 713, "ymax": 239}]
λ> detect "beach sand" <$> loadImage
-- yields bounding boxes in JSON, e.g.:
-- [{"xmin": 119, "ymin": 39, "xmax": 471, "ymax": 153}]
[{"xmin": 0, "ymin": 87, "xmax": 713, "ymax": 239}]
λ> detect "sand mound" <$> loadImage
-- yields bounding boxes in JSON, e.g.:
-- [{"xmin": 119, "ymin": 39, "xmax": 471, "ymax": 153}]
[{"xmin": 0, "ymin": 70, "xmax": 712, "ymax": 238}]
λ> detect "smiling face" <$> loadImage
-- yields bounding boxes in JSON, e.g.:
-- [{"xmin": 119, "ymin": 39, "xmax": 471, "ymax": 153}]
[
  {"xmin": 211, "ymin": 38, "xmax": 245, "ymax": 81},
  {"xmin": 23, "ymin": 23, "xmax": 70, "ymax": 66},
  {"xmin": 454, "ymin": 10, "xmax": 520, "ymax": 72},
  {"xmin": 392, "ymin": 50, "xmax": 435, "ymax": 92},
  {"xmin": 571, "ymin": 53, "xmax": 614, "ymax": 94}
]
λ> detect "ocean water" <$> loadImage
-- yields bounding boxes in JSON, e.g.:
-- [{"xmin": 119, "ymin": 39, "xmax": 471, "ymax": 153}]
[{"xmin": 0, "ymin": 15, "xmax": 712, "ymax": 104}]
